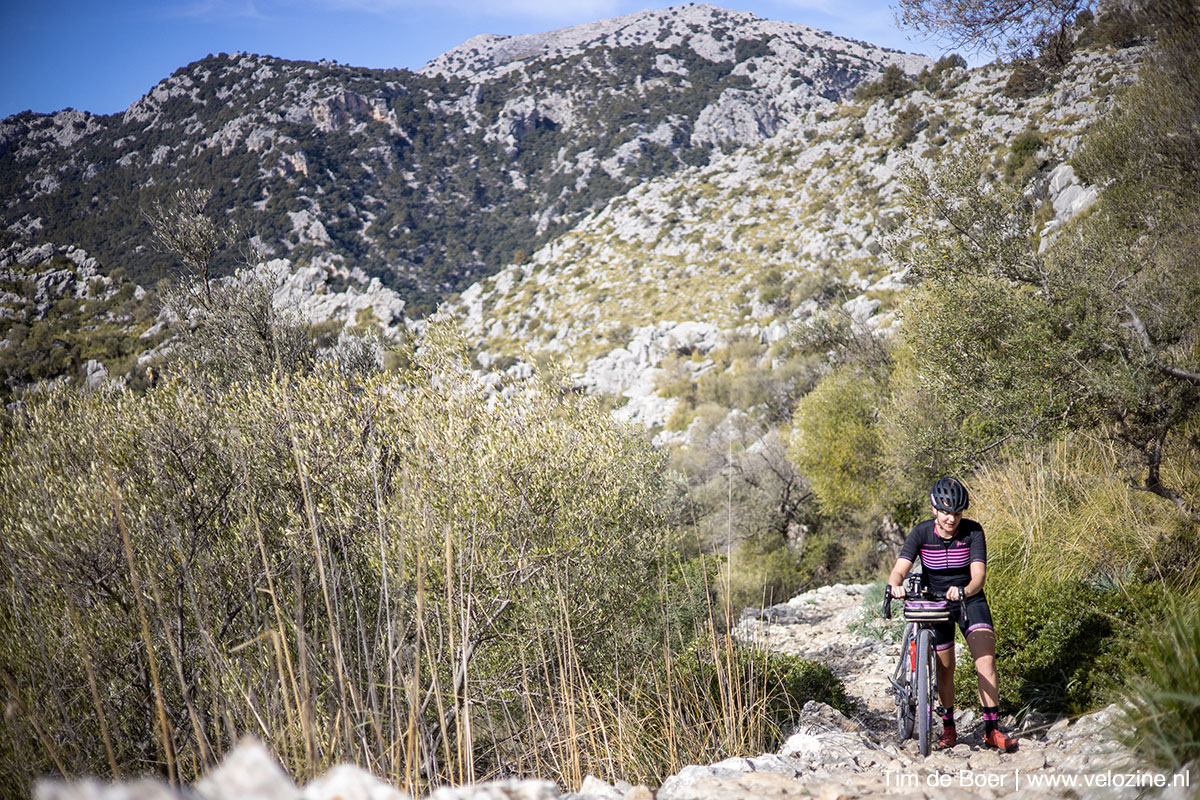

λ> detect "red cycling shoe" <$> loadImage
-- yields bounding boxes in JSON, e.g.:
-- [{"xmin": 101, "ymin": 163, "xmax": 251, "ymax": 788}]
[
  {"xmin": 937, "ymin": 725, "xmax": 957, "ymax": 749},
  {"xmin": 984, "ymin": 728, "xmax": 1018, "ymax": 752}
]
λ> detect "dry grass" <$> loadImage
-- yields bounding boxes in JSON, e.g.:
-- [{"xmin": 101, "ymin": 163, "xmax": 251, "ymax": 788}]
[{"xmin": 971, "ymin": 429, "xmax": 1199, "ymax": 591}]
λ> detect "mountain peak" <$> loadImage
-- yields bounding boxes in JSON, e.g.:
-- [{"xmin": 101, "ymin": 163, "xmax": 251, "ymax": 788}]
[{"xmin": 421, "ymin": 4, "xmax": 927, "ymax": 80}]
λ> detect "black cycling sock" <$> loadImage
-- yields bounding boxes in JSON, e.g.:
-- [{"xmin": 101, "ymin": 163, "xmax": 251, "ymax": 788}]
[
  {"xmin": 940, "ymin": 706, "xmax": 955, "ymax": 727},
  {"xmin": 982, "ymin": 705, "xmax": 1000, "ymax": 733}
]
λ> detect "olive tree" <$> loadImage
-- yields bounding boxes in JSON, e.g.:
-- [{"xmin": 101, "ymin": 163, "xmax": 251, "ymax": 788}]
[{"xmin": 888, "ymin": 56, "xmax": 1200, "ymax": 508}]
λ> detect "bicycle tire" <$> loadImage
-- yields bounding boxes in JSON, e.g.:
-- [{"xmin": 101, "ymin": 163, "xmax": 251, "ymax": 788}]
[
  {"xmin": 916, "ymin": 628, "xmax": 934, "ymax": 756},
  {"xmin": 895, "ymin": 629, "xmax": 915, "ymax": 741},
  {"xmin": 896, "ymin": 689, "xmax": 914, "ymax": 741}
]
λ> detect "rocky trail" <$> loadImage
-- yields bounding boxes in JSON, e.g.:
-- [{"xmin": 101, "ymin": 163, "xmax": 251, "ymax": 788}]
[
  {"xmin": 671, "ymin": 583, "xmax": 1186, "ymax": 800},
  {"xmin": 38, "ymin": 584, "xmax": 1193, "ymax": 800}
]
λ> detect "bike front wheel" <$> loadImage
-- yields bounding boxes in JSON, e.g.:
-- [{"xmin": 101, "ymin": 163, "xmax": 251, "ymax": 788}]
[
  {"xmin": 916, "ymin": 628, "xmax": 935, "ymax": 756},
  {"xmin": 895, "ymin": 638, "xmax": 915, "ymax": 741}
]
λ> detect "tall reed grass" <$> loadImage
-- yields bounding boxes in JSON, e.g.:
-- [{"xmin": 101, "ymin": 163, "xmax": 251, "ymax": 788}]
[
  {"xmin": 972, "ymin": 430, "xmax": 1198, "ymax": 591},
  {"xmin": 0, "ymin": 325, "xmax": 845, "ymax": 797},
  {"xmin": 1116, "ymin": 598, "xmax": 1200, "ymax": 771}
]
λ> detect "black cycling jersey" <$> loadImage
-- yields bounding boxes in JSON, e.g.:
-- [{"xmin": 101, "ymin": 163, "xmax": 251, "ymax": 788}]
[{"xmin": 898, "ymin": 518, "xmax": 986, "ymax": 594}]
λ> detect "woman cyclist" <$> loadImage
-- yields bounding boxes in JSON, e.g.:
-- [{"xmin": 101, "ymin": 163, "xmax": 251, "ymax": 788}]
[{"xmin": 887, "ymin": 477, "xmax": 1018, "ymax": 752}]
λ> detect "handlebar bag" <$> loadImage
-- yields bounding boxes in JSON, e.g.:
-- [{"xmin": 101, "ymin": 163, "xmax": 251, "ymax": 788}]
[{"xmin": 904, "ymin": 599, "xmax": 953, "ymax": 621}]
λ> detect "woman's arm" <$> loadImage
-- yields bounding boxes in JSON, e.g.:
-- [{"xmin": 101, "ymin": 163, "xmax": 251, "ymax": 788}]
[
  {"xmin": 966, "ymin": 561, "xmax": 985, "ymax": 597},
  {"xmin": 888, "ymin": 557, "xmax": 914, "ymax": 598},
  {"xmin": 948, "ymin": 562, "xmax": 986, "ymax": 601}
]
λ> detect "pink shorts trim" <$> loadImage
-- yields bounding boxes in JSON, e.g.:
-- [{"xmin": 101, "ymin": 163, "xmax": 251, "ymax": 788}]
[
  {"xmin": 966, "ymin": 624, "xmax": 994, "ymax": 634},
  {"xmin": 935, "ymin": 642, "xmax": 955, "ymax": 651}
]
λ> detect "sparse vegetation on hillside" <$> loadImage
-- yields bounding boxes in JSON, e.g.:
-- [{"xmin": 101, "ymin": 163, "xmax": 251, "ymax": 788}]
[{"xmin": 0, "ymin": 252, "xmax": 162, "ymax": 400}]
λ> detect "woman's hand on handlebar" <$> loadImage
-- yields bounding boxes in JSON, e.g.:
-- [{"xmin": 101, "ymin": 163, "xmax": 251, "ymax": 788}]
[
  {"xmin": 889, "ymin": 583, "xmax": 906, "ymax": 599},
  {"xmin": 946, "ymin": 585, "xmax": 962, "ymax": 602}
]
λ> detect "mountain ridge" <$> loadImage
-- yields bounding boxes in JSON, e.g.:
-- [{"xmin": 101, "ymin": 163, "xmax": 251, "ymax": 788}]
[{"xmin": 0, "ymin": 4, "xmax": 928, "ymax": 313}]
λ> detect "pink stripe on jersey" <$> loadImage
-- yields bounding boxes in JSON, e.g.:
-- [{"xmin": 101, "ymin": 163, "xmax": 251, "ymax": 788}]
[{"xmin": 920, "ymin": 546, "xmax": 971, "ymax": 569}]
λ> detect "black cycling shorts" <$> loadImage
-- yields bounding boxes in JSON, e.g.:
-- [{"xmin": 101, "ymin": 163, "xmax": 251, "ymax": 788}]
[{"xmin": 932, "ymin": 593, "xmax": 994, "ymax": 652}]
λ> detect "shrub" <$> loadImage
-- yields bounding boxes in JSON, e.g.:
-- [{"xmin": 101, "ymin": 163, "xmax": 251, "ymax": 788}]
[
  {"xmin": 727, "ymin": 535, "xmax": 806, "ymax": 612},
  {"xmin": 1117, "ymin": 598, "xmax": 1200, "ymax": 770},
  {"xmin": 891, "ymin": 104, "xmax": 924, "ymax": 148},
  {"xmin": 1004, "ymin": 129, "xmax": 1046, "ymax": 183},
  {"xmin": 789, "ymin": 365, "xmax": 887, "ymax": 517},
  {"xmin": 159, "ymin": 267, "xmax": 319, "ymax": 384},
  {"xmin": 1003, "ymin": 62, "xmax": 1046, "ymax": 99},
  {"xmin": 0, "ymin": 322, "xmax": 674, "ymax": 794},
  {"xmin": 917, "ymin": 54, "xmax": 967, "ymax": 94},
  {"xmin": 1094, "ymin": 8, "xmax": 1148, "ymax": 48},
  {"xmin": 855, "ymin": 65, "xmax": 915, "ymax": 104},
  {"xmin": 672, "ymin": 637, "xmax": 853, "ymax": 731},
  {"xmin": 955, "ymin": 579, "xmax": 1161, "ymax": 714}
]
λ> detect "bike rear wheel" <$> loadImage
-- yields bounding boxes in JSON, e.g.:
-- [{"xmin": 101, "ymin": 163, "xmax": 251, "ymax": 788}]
[
  {"xmin": 916, "ymin": 628, "xmax": 935, "ymax": 756},
  {"xmin": 896, "ymin": 693, "xmax": 914, "ymax": 741}
]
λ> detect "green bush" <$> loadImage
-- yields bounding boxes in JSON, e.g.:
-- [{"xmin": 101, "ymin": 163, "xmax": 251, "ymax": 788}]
[
  {"xmin": 1004, "ymin": 129, "xmax": 1046, "ymax": 183},
  {"xmin": 955, "ymin": 579, "xmax": 1162, "ymax": 715},
  {"xmin": 673, "ymin": 637, "xmax": 854, "ymax": 732},
  {"xmin": 1003, "ymin": 62, "xmax": 1046, "ymax": 99},
  {"xmin": 917, "ymin": 54, "xmax": 967, "ymax": 94},
  {"xmin": 855, "ymin": 65, "xmax": 915, "ymax": 104},
  {"xmin": 891, "ymin": 104, "xmax": 924, "ymax": 148},
  {"xmin": 789, "ymin": 365, "xmax": 887, "ymax": 517},
  {"xmin": 727, "ymin": 535, "xmax": 806, "ymax": 612},
  {"xmin": 1117, "ymin": 598, "xmax": 1200, "ymax": 770}
]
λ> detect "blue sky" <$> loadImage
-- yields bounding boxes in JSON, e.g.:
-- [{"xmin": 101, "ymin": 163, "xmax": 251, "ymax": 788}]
[{"xmin": 0, "ymin": 0, "xmax": 967, "ymax": 119}]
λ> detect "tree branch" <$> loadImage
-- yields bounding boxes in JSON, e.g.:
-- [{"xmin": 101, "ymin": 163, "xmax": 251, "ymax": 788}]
[
  {"xmin": 1122, "ymin": 302, "xmax": 1200, "ymax": 386},
  {"xmin": 1159, "ymin": 363, "xmax": 1200, "ymax": 387}
]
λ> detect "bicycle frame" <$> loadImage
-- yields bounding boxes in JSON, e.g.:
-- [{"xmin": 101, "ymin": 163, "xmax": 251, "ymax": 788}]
[{"xmin": 882, "ymin": 576, "xmax": 960, "ymax": 757}]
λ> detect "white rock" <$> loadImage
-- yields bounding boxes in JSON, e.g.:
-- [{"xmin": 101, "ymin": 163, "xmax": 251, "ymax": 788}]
[
  {"xmin": 35, "ymin": 779, "xmax": 185, "ymax": 800},
  {"xmin": 301, "ymin": 764, "xmax": 410, "ymax": 800},
  {"xmin": 84, "ymin": 359, "xmax": 109, "ymax": 390},
  {"xmin": 426, "ymin": 779, "xmax": 560, "ymax": 800},
  {"xmin": 194, "ymin": 738, "xmax": 299, "ymax": 800},
  {"xmin": 574, "ymin": 776, "xmax": 622, "ymax": 800}
]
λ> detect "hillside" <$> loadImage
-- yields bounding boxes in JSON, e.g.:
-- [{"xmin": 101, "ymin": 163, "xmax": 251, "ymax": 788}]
[
  {"xmin": 445, "ymin": 44, "xmax": 1133, "ymax": 438},
  {"xmin": 0, "ymin": 4, "xmax": 926, "ymax": 314}
]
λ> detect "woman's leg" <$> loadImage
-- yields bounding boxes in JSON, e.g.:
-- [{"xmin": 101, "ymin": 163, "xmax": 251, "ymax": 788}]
[
  {"xmin": 936, "ymin": 644, "xmax": 956, "ymax": 709},
  {"xmin": 966, "ymin": 628, "xmax": 998, "ymax": 706},
  {"xmin": 967, "ymin": 627, "xmax": 1017, "ymax": 749}
]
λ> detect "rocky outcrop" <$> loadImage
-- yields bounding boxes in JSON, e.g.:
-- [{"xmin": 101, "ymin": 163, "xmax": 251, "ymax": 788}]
[
  {"xmin": 574, "ymin": 321, "xmax": 725, "ymax": 428},
  {"xmin": 1039, "ymin": 163, "xmax": 1099, "ymax": 252}
]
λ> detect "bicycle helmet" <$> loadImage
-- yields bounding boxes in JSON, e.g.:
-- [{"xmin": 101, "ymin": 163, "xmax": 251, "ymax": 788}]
[{"xmin": 930, "ymin": 477, "xmax": 969, "ymax": 513}]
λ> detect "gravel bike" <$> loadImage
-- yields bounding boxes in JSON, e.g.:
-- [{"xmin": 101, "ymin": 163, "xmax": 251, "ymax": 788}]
[{"xmin": 881, "ymin": 575, "xmax": 965, "ymax": 756}]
